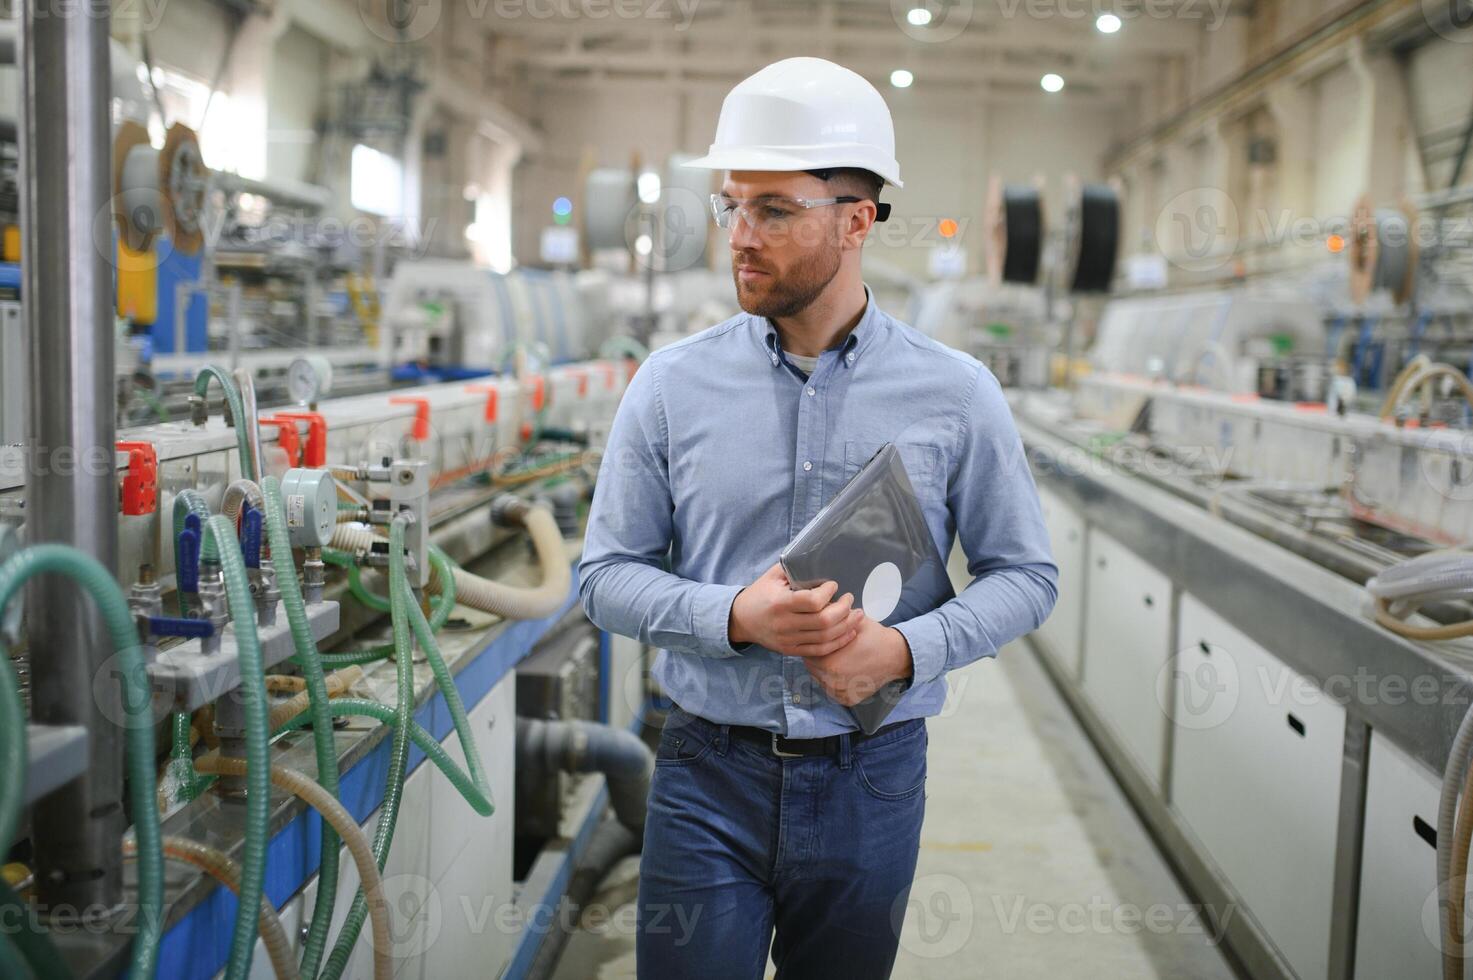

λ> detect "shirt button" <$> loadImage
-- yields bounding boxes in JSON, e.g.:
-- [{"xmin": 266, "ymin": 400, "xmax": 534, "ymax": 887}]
[
  {"xmin": 792, "ymin": 692, "xmax": 802, "ymax": 704},
  {"xmin": 805, "ymin": 386, "xmax": 816, "ymax": 396},
  {"xmin": 802, "ymin": 461, "xmax": 812, "ymax": 472},
  {"xmin": 846, "ymin": 352, "xmax": 856, "ymax": 364}
]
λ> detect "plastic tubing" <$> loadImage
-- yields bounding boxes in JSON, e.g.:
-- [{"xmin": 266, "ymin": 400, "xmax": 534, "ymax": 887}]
[
  {"xmin": 0, "ymin": 878, "xmax": 70, "ymax": 979},
  {"xmin": 203, "ymin": 515, "xmax": 272, "ymax": 980},
  {"xmin": 196, "ymin": 757, "xmax": 393, "ymax": 980},
  {"xmin": 320, "ymin": 518, "xmax": 414, "ymax": 980},
  {"xmin": 168, "ymin": 489, "xmax": 216, "ymax": 803},
  {"xmin": 261, "ymin": 475, "xmax": 344, "ymax": 978},
  {"xmin": 124, "ymin": 836, "xmax": 299, "ymax": 980},
  {"xmin": 194, "ymin": 366, "xmax": 255, "ymax": 482},
  {"xmin": 222, "ymin": 480, "xmax": 265, "ymax": 526},
  {"xmin": 1443, "ymin": 703, "xmax": 1473, "ymax": 980},
  {"xmin": 329, "ymin": 503, "xmax": 568, "ymax": 621},
  {"xmin": 318, "ymin": 546, "xmax": 458, "ymax": 670},
  {"xmin": 0, "ymin": 546, "xmax": 163, "ymax": 980},
  {"xmin": 267, "ymin": 666, "xmax": 361, "ymax": 733}
]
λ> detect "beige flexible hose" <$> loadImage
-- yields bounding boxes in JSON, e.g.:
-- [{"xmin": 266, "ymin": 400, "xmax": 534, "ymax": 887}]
[
  {"xmin": 1374, "ymin": 597, "xmax": 1473, "ymax": 641},
  {"xmin": 1380, "ymin": 354, "xmax": 1431, "ymax": 418},
  {"xmin": 222, "ymin": 479, "xmax": 266, "ymax": 524},
  {"xmin": 331, "ymin": 502, "xmax": 570, "ymax": 620},
  {"xmin": 196, "ymin": 756, "xmax": 394, "ymax": 980},
  {"xmin": 266, "ymin": 666, "xmax": 363, "ymax": 731},
  {"xmin": 1380, "ymin": 362, "xmax": 1473, "ymax": 423},
  {"xmin": 1449, "ymin": 761, "xmax": 1473, "ymax": 975},
  {"xmin": 123, "ymin": 836, "xmax": 299, "ymax": 980}
]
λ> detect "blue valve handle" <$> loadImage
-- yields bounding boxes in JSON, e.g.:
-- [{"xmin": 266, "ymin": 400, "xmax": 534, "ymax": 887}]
[
  {"xmin": 242, "ymin": 508, "xmax": 263, "ymax": 569},
  {"xmin": 177, "ymin": 528, "xmax": 201, "ymax": 595},
  {"xmin": 148, "ymin": 616, "xmax": 215, "ymax": 639}
]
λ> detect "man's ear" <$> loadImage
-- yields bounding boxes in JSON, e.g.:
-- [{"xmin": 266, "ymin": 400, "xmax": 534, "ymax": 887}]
[{"xmin": 843, "ymin": 201, "xmax": 878, "ymax": 250}]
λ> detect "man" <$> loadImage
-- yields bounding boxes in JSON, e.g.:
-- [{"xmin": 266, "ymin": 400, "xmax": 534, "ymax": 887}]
[{"xmin": 579, "ymin": 57, "xmax": 1058, "ymax": 979}]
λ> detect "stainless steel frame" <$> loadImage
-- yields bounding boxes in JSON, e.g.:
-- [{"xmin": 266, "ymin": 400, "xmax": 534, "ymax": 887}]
[{"xmin": 19, "ymin": 2, "xmax": 125, "ymax": 915}]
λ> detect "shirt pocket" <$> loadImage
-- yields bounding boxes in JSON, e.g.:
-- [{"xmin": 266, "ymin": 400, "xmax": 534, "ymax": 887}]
[{"xmin": 843, "ymin": 440, "xmax": 948, "ymax": 506}]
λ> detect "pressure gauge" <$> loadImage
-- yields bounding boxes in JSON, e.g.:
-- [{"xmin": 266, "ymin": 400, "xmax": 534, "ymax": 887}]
[
  {"xmin": 280, "ymin": 468, "xmax": 337, "ymax": 548},
  {"xmin": 287, "ymin": 355, "xmax": 333, "ymax": 405}
]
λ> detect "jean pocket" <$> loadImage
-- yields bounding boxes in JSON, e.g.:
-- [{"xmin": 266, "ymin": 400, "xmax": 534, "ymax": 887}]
[
  {"xmin": 655, "ymin": 724, "xmax": 716, "ymax": 767},
  {"xmin": 854, "ymin": 729, "xmax": 927, "ymax": 801}
]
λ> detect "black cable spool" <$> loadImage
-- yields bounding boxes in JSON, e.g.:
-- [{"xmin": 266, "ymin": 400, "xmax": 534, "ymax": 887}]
[
  {"xmin": 1068, "ymin": 183, "xmax": 1120, "ymax": 293},
  {"xmin": 986, "ymin": 179, "xmax": 1044, "ymax": 285}
]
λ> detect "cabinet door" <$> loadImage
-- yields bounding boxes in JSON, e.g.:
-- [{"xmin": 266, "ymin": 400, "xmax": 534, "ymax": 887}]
[
  {"xmin": 1036, "ymin": 487, "xmax": 1086, "ymax": 679},
  {"xmin": 1171, "ymin": 594, "xmax": 1344, "ymax": 980},
  {"xmin": 1080, "ymin": 529, "xmax": 1173, "ymax": 787},
  {"xmin": 1355, "ymin": 733, "xmax": 1458, "ymax": 979}
]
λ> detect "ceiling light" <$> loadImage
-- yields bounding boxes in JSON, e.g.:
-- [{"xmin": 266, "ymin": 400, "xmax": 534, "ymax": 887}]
[
  {"xmin": 891, "ymin": 69, "xmax": 914, "ymax": 89},
  {"xmin": 1096, "ymin": 13, "xmax": 1122, "ymax": 32},
  {"xmin": 1040, "ymin": 73, "xmax": 1065, "ymax": 93},
  {"xmin": 907, "ymin": 7, "xmax": 933, "ymax": 25}
]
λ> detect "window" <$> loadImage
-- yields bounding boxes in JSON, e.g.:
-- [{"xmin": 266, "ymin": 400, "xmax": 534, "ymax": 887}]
[{"xmin": 350, "ymin": 144, "xmax": 404, "ymax": 218}]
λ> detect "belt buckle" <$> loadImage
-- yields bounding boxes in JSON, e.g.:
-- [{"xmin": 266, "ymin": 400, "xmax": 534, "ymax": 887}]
[{"xmin": 771, "ymin": 732, "xmax": 803, "ymax": 758}]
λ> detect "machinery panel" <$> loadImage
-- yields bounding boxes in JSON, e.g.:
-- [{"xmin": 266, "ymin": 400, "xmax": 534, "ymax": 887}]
[
  {"xmin": 1353, "ymin": 732, "xmax": 1450, "ymax": 980},
  {"xmin": 1171, "ymin": 593, "xmax": 1345, "ymax": 980},
  {"xmin": 1080, "ymin": 528, "xmax": 1172, "ymax": 787},
  {"xmin": 1036, "ymin": 486, "xmax": 1086, "ymax": 680}
]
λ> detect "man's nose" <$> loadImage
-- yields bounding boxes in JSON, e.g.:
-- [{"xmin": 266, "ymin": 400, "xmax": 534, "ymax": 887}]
[{"xmin": 728, "ymin": 213, "xmax": 763, "ymax": 250}]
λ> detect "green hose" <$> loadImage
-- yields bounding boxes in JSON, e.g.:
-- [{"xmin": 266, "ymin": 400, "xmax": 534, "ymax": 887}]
[
  {"xmin": 167, "ymin": 489, "xmax": 217, "ymax": 804},
  {"xmin": 318, "ymin": 546, "xmax": 457, "ymax": 670},
  {"xmin": 203, "ymin": 516, "xmax": 270, "ymax": 980},
  {"xmin": 194, "ymin": 366, "xmax": 255, "ymax": 483},
  {"xmin": 0, "ymin": 879, "xmax": 70, "ymax": 979},
  {"xmin": 400, "ymin": 565, "xmax": 492, "ymax": 815},
  {"xmin": 320, "ymin": 518, "xmax": 414, "ymax": 980},
  {"xmin": 280, "ymin": 699, "xmax": 492, "ymax": 815},
  {"xmin": 0, "ymin": 546, "xmax": 163, "ymax": 980},
  {"xmin": 262, "ymin": 476, "xmax": 342, "ymax": 979}
]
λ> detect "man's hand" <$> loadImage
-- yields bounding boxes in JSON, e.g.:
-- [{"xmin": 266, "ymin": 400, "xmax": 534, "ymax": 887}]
[
  {"xmin": 728, "ymin": 562, "xmax": 864, "ymax": 656},
  {"xmin": 802, "ymin": 616, "xmax": 914, "ymax": 707}
]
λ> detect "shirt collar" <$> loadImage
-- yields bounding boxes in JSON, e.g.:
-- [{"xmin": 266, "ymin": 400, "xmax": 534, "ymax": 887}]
[{"xmin": 754, "ymin": 283, "xmax": 884, "ymax": 370}]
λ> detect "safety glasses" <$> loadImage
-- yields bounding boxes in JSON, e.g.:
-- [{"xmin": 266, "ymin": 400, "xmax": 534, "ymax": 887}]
[{"xmin": 709, "ymin": 193, "xmax": 870, "ymax": 233}]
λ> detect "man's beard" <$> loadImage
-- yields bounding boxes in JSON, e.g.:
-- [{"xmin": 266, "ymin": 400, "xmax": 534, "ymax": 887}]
[{"xmin": 732, "ymin": 244, "xmax": 843, "ymax": 319}]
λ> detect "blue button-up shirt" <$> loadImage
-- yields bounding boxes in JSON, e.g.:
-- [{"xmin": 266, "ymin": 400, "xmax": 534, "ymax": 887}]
[{"xmin": 579, "ymin": 286, "xmax": 1058, "ymax": 736}]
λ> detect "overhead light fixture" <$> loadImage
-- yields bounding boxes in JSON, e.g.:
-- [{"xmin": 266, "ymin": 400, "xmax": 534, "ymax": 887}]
[
  {"xmin": 907, "ymin": 7, "xmax": 932, "ymax": 25},
  {"xmin": 1040, "ymin": 73, "xmax": 1065, "ymax": 93},
  {"xmin": 637, "ymin": 172, "xmax": 661, "ymax": 204},
  {"xmin": 891, "ymin": 69, "xmax": 914, "ymax": 89},
  {"xmin": 1096, "ymin": 12, "xmax": 1122, "ymax": 33}
]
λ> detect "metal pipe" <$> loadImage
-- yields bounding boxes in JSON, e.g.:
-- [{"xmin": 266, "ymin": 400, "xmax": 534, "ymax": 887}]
[{"xmin": 20, "ymin": 3, "xmax": 125, "ymax": 912}]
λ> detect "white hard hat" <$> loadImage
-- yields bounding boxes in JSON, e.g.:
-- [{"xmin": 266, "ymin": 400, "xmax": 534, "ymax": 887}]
[{"xmin": 684, "ymin": 57, "xmax": 903, "ymax": 189}]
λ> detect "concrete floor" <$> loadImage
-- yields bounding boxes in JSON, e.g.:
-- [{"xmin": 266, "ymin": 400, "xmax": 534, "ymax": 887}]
[{"xmin": 550, "ymin": 641, "xmax": 1242, "ymax": 979}]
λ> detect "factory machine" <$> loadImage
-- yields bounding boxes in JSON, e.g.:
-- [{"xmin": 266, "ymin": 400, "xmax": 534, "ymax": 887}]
[
  {"xmin": 1010, "ymin": 187, "xmax": 1473, "ymax": 978},
  {"xmin": 0, "ymin": 11, "xmax": 656, "ymax": 980}
]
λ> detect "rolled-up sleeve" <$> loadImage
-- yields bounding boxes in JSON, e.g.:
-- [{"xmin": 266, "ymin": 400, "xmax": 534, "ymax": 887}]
[
  {"xmin": 893, "ymin": 365, "xmax": 1058, "ymax": 685},
  {"xmin": 578, "ymin": 359, "xmax": 746, "ymax": 658}
]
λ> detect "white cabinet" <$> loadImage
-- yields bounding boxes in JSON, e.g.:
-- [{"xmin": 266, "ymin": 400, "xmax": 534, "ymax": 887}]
[
  {"xmin": 1354, "ymin": 733, "xmax": 1457, "ymax": 980},
  {"xmin": 1080, "ymin": 529, "xmax": 1173, "ymax": 787},
  {"xmin": 1036, "ymin": 487, "xmax": 1087, "ymax": 679},
  {"xmin": 1170, "ymin": 594, "xmax": 1344, "ymax": 980}
]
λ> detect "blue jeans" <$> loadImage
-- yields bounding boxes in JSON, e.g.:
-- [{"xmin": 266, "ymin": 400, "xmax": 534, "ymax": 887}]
[{"xmin": 637, "ymin": 706, "xmax": 928, "ymax": 979}]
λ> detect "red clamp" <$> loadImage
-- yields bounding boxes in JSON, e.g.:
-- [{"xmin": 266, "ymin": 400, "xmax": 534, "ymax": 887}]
[
  {"xmin": 625, "ymin": 359, "xmax": 638, "ymax": 382},
  {"xmin": 259, "ymin": 418, "xmax": 302, "ymax": 468},
  {"xmin": 574, "ymin": 369, "xmax": 589, "ymax": 398},
  {"xmin": 603, "ymin": 364, "xmax": 617, "ymax": 390},
  {"xmin": 389, "ymin": 396, "xmax": 432, "ymax": 441},
  {"xmin": 464, "ymin": 383, "xmax": 500, "ymax": 423},
  {"xmin": 272, "ymin": 412, "xmax": 328, "ymax": 468},
  {"xmin": 116, "ymin": 441, "xmax": 158, "ymax": 515},
  {"xmin": 527, "ymin": 375, "xmax": 546, "ymax": 413}
]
